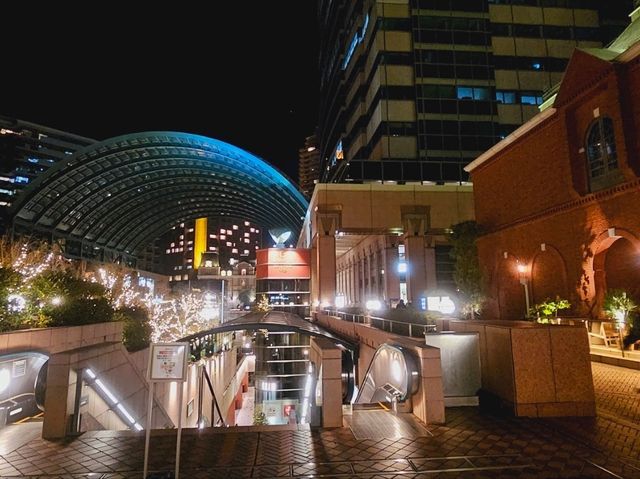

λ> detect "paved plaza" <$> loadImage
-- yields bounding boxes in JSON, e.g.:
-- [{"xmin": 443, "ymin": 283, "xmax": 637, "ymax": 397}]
[{"xmin": 0, "ymin": 362, "xmax": 638, "ymax": 478}]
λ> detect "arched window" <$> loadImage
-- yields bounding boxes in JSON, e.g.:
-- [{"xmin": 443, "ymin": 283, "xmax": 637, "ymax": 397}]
[{"xmin": 586, "ymin": 117, "xmax": 619, "ymax": 190}]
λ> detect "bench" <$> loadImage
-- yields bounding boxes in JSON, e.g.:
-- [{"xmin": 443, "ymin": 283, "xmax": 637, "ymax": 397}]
[{"xmin": 588, "ymin": 321, "xmax": 621, "ymax": 348}]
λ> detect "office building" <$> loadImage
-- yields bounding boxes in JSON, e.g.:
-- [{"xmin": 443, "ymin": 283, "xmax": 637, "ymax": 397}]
[
  {"xmin": 160, "ymin": 218, "xmax": 263, "ymax": 280},
  {"xmin": 0, "ymin": 115, "xmax": 95, "ymax": 231},
  {"xmin": 298, "ymin": 134, "xmax": 321, "ymax": 199},
  {"xmin": 317, "ymin": 0, "xmax": 634, "ymax": 184}
]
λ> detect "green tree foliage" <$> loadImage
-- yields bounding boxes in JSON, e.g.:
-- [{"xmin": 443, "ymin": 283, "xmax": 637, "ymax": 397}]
[
  {"xmin": 237, "ymin": 289, "xmax": 252, "ymax": 306},
  {"xmin": 604, "ymin": 289, "xmax": 637, "ymax": 324},
  {"xmin": 254, "ymin": 294, "xmax": 272, "ymax": 312},
  {"xmin": 529, "ymin": 297, "xmax": 571, "ymax": 323},
  {"xmin": 252, "ymin": 409, "xmax": 268, "ymax": 426},
  {"xmin": 449, "ymin": 221, "xmax": 484, "ymax": 318},
  {"xmin": 116, "ymin": 306, "xmax": 152, "ymax": 352}
]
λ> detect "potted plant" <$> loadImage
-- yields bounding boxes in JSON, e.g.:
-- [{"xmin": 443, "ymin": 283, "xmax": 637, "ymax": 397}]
[
  {"xmin": 529, "ymin": 296, "xmax": 571, "ymax": 324},
  {"xmin": 604, "ymin": 289, "xmax": 637, "ymax": 353}
]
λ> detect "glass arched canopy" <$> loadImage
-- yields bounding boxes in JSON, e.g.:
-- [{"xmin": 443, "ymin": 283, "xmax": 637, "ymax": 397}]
[{"xmin": 11, "ymin": 132, "xmax": 308, "ymax": 258}]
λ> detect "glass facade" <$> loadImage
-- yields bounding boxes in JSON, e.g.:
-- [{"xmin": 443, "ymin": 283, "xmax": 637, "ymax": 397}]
[{"xmin": 318, "ymin": 0, "xmax": 633, "ymax": 184}]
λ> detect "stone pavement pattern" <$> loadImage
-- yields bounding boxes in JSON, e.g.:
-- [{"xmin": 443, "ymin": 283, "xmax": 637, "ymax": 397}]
[{"xmin": 0, "ymin": 362, "xmax": 638, "ymax": 478}]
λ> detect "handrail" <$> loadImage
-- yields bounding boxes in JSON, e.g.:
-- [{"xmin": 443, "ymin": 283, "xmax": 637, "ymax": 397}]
[
  {"xmin": 322, "ymin": 309, "xmax": 433, "ymax": 338},
  {"xmin": 198, "ymin": 365, "xmax": 226, "ymax": 427}
]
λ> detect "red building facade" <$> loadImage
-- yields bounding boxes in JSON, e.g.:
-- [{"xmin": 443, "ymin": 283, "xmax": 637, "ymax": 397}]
[{"xmin": 467, "ymin": 14, "xmax": 640, "ymax": 320}]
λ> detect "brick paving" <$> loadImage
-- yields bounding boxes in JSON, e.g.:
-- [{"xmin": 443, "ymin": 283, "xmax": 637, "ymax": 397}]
[{"xmin": 0, "ymin": 362, "xmax": 637, "ymax": 478}]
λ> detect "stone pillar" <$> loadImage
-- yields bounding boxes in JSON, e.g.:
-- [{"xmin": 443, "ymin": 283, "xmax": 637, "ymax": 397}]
[
  {"xmin": 383, "ymin": 238, "xmax": 401, "ymax": 302},
  {"xmin": 425, "ymin": 245, "xmax": 438, "ymax": 291},
  {"xmin": 316, "ymin": 212, "xmax": 338, "ymax": 306},
  {"xmin": 402, "ymin": 206, "xmax": 430, "ymax": 305},
  {"xmin": 42, "ymin": 352, "xmax": 72, "ymax": 439},
  {"xmin": 310, "ymin": 239, "xmax": 319, "ymax": 306}
]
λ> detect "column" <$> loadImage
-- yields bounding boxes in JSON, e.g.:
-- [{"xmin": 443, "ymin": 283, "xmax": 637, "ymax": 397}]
[
  {"xmin": 316, "ymin": 212, "xmax": 337, "ymax": 306},
  {"xmin": 383, "ymin": 237, "xmax": 400, "ymax": 302},
  {"xmin": 43, "ymin": 352, "xmax": 72, "ymax": 439},
  {"xmin": 404, "ymin": 234, "xmax": 427, "ymax": 304}
]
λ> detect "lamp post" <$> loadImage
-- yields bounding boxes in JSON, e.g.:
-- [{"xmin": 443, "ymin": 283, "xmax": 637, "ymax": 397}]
[{"xmin": 517, "ymin": 263, "xmax": 530, "ymax": 319}]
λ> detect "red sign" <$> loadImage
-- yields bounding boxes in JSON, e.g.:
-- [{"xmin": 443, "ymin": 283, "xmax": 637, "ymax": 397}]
[{"xmin": 256, "ymin": 248, "xmax": 311, "ymax": 279}]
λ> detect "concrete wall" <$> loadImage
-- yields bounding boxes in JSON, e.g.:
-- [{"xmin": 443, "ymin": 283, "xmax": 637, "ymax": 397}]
[
  {"xmin": 130, "ymin": 347, "xmax": 245, "ymax": 429},
  {"xmin": 0, "ymin": 321, "xmax": 123, "ymax": 355},
  {"xmin": 310, "ymin": 337, "xmax": 343, "ymax": 427},
  {"xmin": 315, "ymin": 313, "xmax": 445, "ymax": 424},
  {"xmin": 449, "ymin": 320, "xmax": 595, "ymax": 417}
]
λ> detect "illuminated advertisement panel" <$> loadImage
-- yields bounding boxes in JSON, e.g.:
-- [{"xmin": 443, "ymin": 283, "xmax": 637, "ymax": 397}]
[{"xmin": 256, "ymin": 248, "xmax": 311, "ymax": 279}]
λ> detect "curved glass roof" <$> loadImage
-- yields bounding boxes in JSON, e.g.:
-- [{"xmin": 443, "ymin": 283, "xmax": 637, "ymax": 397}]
[{"xmin": 11, "ymin": 132, "xmax": 308, "ymax": 256}]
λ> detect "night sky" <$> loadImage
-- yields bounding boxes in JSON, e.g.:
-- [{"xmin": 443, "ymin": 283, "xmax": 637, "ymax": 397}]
[{"xmin": 2, "ymin": 3, "xmax": 319, "ymax": 182}]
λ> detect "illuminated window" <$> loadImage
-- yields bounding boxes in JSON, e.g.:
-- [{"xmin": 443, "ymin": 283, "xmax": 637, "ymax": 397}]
[
  {"xmin": 244, "ymin": 238, "xmax": 250, "ymax": 243},
  {"xmin": 209, "ymin": 247, "xmax": 215, "ymax": 250},
  {"xmin": 180, "ymin": 223, "xmax": 184, "ymax": 228},
  {"xmin": 220, "ymin": 235, "xmax": 226, "ymax": 240},
  {"xmin": 233, "ymin": 225, "xmax": 238, "ymax": 230},
  {"xmin": 244, "ymin": 232, "xmax": 250, "ymax": 237},
  {"xmin": 209, "ymin": 234, "xmax": 216, "ymax": 239},
  {"xmin": 165, "ymin": 249, "xmax": 170, "ymax": 254},
  {"xmin": 244, "ymin": 249, "xmax": 249, "ymax": 255},
  {"xmin": 241, "ymin": 269, "xmax": 247, "ymax": 275},
  {"xmin": 220, "ymin": 228, "xmax": 225, "ymax": 234},
  {"xmin": 187, "ymin": 258, "xmax": 193, "ymax": 262},
  {"xmin": 226, "ymin": 242, "xmax": 232, "ymax": 246},
  {"xmin": 187, "ymin": 240, "xmax": 193, "ymax": 245},
  {"xmin": 250, "ymin": 228, "xmax": 255, "ymax": 233},
  {"xmin": 179, "ymin": 235, "xmax": 184, "ymax": 240},
  {"xmin": 232, "ymin": 248, "xmax": 238, "ymax": 254},
  {"xmin": 226, "ymin": 230, "xmax": 232, "ymax": 235},
  {"xmin": 256, "ymin": 229, "xmax": 259, "ymax": 233},
  {"xmin": 188, "ymin": 228, "xmax": 194, "ymax": 233},
  {"xmin": 183, "ymin": 274, "xmax": 188, "ymax": 280},
  {"xmin": 170, "ymin": 242, "xmax": 175, "ymax": 248},
  {"xmin": 244, "ymin": 221, "xmax": 250, "ymax": 226}
]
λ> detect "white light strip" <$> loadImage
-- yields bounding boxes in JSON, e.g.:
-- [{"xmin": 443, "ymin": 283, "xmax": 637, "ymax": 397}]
[
  {"xmin": 9, "ymin": 408, "xmax": 23, "ymax": 416},
  {"xmin": 117, "ymin": 403, "xmax": 135, "ymax": 424},
  {"xmin": 85, "ymin": 369, "xmax": 142, "ymax": 431},
  {"xmin": 95, "ymin": 379, "xmax": 118, "ymax": 404}
]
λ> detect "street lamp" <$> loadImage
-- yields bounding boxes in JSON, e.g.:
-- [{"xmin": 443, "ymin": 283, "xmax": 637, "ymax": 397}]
[{"xmin": 517, "ymin": 263, "xmax": 530, "ymax": 318}]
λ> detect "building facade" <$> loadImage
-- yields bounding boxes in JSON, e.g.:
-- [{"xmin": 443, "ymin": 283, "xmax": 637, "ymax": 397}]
[
  {"xmin": 298, "ymin": 134, "xmax": 321, "ymax": 199},
  {"xmin": 160, "ymin": 218, "xmax": 263, "ymax": 280},
  {"xmin": 466, "ymin": 9, "xmax": 640, "ymax": 319},
  {"xmin": 0, "ymin": 115, "xmax": 95, "ymax": 231},
  {"xmin": 318, "ymin": 0, "xmax": 633, "ymax": 185}
]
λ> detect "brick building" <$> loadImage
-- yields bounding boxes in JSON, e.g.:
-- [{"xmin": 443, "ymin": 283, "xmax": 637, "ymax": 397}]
[{"xmin": 466, "ymin": 9, "xmax": 640, "ymax": 320}]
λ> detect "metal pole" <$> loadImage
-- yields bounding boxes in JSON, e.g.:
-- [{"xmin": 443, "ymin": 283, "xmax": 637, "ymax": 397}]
[
  {"xmin": 143, "ymin": 381, "xmax": 154, "ymax": 479},
  {"xmin": 175, "ymin": 382, "xmax": 184, "ymax": 479},
  {"xmin": 523, "ymin": 282, "xmax": 530, "ymax": 319},
  {"xmin": 220, "ymin": 279, "xmax": 225, "ymax": 324},
  {"xmin": 71, "ymin": 368, "xmax": 84, "ymax": 434}
]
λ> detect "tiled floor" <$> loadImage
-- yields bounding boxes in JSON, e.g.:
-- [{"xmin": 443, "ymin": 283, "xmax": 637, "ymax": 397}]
[{"xmin": 0, "ymin": 362, "xmax": 638, "ymax": 478}]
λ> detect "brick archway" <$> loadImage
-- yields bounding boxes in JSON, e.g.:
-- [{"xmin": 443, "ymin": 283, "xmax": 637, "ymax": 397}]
[
  {"xmin": 531, "ymin": 245, "xmax": 569, "ymax": 306},
  {"xmin": 589, "ymin": 228, "xmax": 640, "ymax": 317}
]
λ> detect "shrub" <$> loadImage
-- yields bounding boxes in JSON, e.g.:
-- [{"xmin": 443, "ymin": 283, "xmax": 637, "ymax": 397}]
[{"xmin": 116, "ymin": 306, "xmax": 152, "ymax": 352}]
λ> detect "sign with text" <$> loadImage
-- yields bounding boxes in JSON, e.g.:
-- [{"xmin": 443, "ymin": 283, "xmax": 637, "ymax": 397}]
[{"xmin": 148, "ymin": 343, "xmax": 189, "ymax": 382}]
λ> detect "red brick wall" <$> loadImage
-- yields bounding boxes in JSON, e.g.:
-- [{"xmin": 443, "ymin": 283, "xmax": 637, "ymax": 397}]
[{"xmin": 472, "ymin": 53, "xmax": 640, "ymax": 320}]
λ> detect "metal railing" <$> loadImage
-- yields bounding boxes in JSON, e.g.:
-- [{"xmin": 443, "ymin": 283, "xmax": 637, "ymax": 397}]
[{"xmin": 323, "ymin": 309, "xmax": 436, "ymax": 338}]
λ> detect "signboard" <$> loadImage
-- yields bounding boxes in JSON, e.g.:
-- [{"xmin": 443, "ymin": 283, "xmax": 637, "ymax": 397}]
[
  {"xmin": 147, "ymin": 343, "xmax": 189, "ymax": 382},
  {"xmin": 256, "ymin": 248, "xmax": 311, "ymax": 279}
]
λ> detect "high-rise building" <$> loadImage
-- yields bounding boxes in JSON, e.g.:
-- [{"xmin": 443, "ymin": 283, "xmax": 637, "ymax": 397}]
[
  {"xmin": 298, "ymin": 134, "xmax": 321, "ymax": 199},
  {"xmin": 317, "ymin": 0, "xmax": 634, "ymax": 184},
  {"xmin": 159, "ymin": 218, "xmax": 263, "ymax": 280},
  {"xmin": 0, "ymin": 115, "xmax": 96, "ymax": 231}
]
